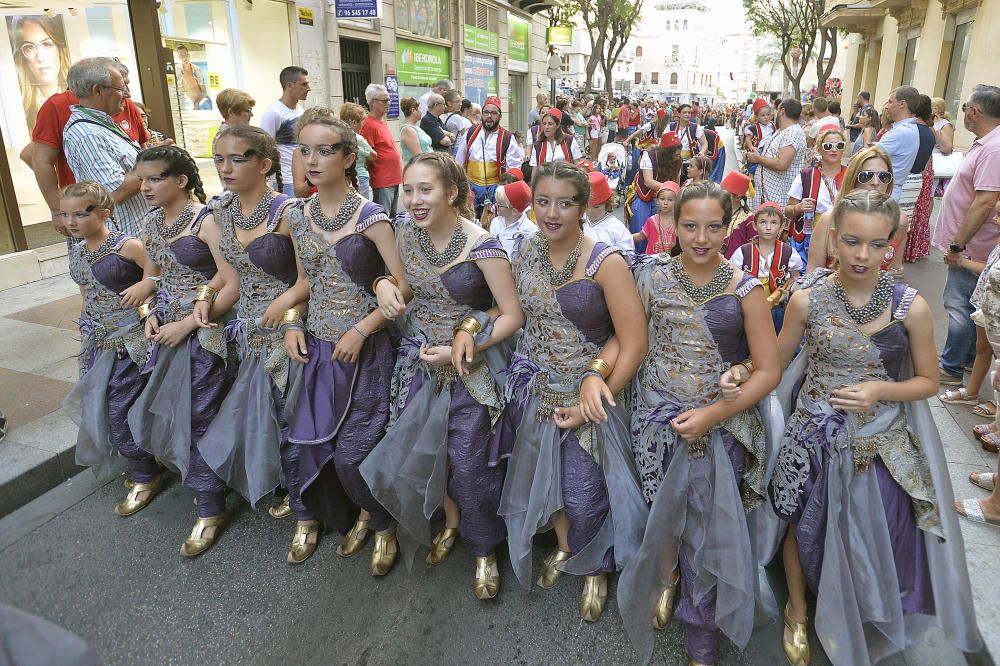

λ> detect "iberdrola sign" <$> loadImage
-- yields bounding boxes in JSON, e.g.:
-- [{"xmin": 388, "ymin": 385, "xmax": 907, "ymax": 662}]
[{"xmin": 397, "ymin": 39, "xmax": 451, "ymax": 84}]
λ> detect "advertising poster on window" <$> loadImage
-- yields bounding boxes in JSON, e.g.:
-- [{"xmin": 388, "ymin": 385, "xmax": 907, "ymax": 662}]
[
  {"xmin": 508, "ymin": 15, "xmax": 530, "ymax": 72},
  {"xmin": 385, "ymin": 74, "xmax": 400, "ymax": 120},
  {"xmin": 462, "ymin": 53, "xmax": 497, "ymax": 107},
  {"xmin": 396, "ymin": 38, "xmax": 450, "ymax": 100},
  {"xmin": 6, "ymin": 15, "xmax": 71, "ymax": 133},
  {"xmin": 166, "ymin": 39, "xmax": 213, "ymax": 111}
]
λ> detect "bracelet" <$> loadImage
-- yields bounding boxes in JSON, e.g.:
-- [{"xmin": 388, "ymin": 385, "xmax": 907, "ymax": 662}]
[
  {"xmin": 737, "ymin": 358, "xmax": 754, "ymax": 375},
  {"xmin": 372, "ymin": 275, "xmax": 399, "ymax": 292},
  {"xmin": 455, "ymin": 316, "xmax": 482, "ymax": 337},
  {"xmin": 581, "ymin": 370, "xmax": 605, "ymax": 384},
  {"xmin": 587, "ymin": 358, "xmax": 612, "ymax": 380},
  {"xmin": 194, "ymin": 285, "xmax": 216, "ymax": 303},
  {"xmin": 352, "ymin": 324, "xmax": 369, "ymax": 339},
  {"xmin": 281, "ymin": 308, "xmax": 301, "ymax": 324},
  {"xmin": 146, "ymin": 276, "xmax": 160, "ymax": 283},
  {"xmin": 137, "ymin": 303, "xmax": 152, "ymax": 320}
]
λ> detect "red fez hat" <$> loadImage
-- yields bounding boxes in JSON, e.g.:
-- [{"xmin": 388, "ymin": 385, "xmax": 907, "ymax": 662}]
[
  {"xmin": 484, "ymin": 95, "xmax": 501, "ymax": 111},
  {"xmin": 578, "ymin": 160, "xmax": 595, "ymax": 172},
  {"xmin": 754, "ymin": 201, "xmax": 785, "ymax": 220},
  {"xmin": 507, "ymin": 167, "xmax": 524, "ymax": 181},
  {"xmin": 720, "ymin": 170, "xmax": 751, "ymax": 197},
  {"xmin": 587, "ymin": 171, "xmax": 613, "ymax": 206},
  {"xmin": 500, "ymin": 181, "xmax": 532, "ymax": 213},
  {"xmin": 752, "ymin": 98, "xmax": 770, "ymax": 115},
  {"xmin": 661, "ymin": 181, "xmax": 680, "ymax": 195},
  {"xmin": 659, "ymin": 131, "xmax": 681, "ymax": 149}
]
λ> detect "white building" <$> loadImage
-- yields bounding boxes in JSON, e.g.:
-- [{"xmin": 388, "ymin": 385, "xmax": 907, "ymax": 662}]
[{"xmin": 630, "ymin": 1, "xmax": 720, "ymax": 103}]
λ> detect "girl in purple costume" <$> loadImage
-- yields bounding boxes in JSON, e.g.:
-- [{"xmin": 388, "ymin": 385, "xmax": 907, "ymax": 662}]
[
  {"xmin": 468, "ymin": 160, "xmax": 648, "ymax": 621},
  {"xmin": 195, "ymin": 126, "xmax": 325, "ymax": 565},
  {"xmin": 617, "ymin": 181, "xmax": 783, "ymax": 666},
  {"xmin": 361, "ymin": 152, "xmax": 524, "ymax": 599},
  {"xmin": 127, "ymin": 145, "xmax": 237, "ymax": 557},
  {"xmin": 754, "ymin": 191, "xmax": 980, "ymax": 665},
  {"xmin": 281, "ymin": 110, "xmax": 407, "ymax": 576},
  {"xmin": 61, "ymin": 181, "xmax": 160, "ymax": 516}
]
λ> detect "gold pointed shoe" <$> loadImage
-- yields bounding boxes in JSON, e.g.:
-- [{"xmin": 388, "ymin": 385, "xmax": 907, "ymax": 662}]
[
  {"xmin": 114, "ymin": 475, "xmax": 165, "ymax": 516},
  {"xmin": 370, "ymin": 531, "xmax": 399, "ymax": 576},
  {"xmin": 474, "ymin": 553, "xmax": 500, "ymax": 600},
  {"xmin": 654, "ymin": 571, "xmax": 680, "ymax": 629},
  {"xmin": 337, "ymin": 519, "xmax": 371, "ymax": 558},
  {"xmin": 268, "ymin": 495, "xmax": 293, "ymax": 519},
  {"xmin": 580, "ymin": 573, "xmax": 608, "ymax": 622},
  {"xmin": 287, "ymin": 521, "xmax": 321, "ymax": 564},
  {"xmin": 536, "ymin": 548, "xmax": 571, "ymax": 589},
  {"xmin": 783, "ymin": 602, "xmax": 811, "ymax": 666},
  {"xmin": 425, "ymin": 527, "xmax": 459, "ymax": 566},
  {"xmin": 180, "ymin": 514, "xmax": 227, "ymax": 557}
]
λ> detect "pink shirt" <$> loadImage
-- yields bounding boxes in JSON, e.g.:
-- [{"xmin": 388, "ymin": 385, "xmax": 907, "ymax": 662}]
[
  {"xmin": 932, "ymin": 124, "xmax": 1000, "ymax": 262},
  {"xmin": 642, "ymin": 214, "xmax": 675, "ymax": 254}
]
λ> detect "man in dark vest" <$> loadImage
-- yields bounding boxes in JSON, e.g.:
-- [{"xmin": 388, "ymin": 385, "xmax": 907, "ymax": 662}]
[{"xmin": 455, "ymin": 95, "xmax": 525, "ymax": 219}]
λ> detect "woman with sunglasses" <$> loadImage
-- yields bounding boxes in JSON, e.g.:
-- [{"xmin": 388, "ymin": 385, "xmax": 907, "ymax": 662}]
[
  {"xmin": 805, "ymin": 145, "xmax": 908, "ymax": 276},
  {"xmin": 784, "ymin": 128, "xmax": 848, "ymax": 264}
]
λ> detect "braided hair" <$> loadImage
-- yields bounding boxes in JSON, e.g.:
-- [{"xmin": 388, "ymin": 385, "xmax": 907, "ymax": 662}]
[
  {"xmin": 404, "ymin": 152, "xmax": 475, "ymax": 221},
  {"xmin": 136, "ymin": 144, "xmax": 207, "ymax": 203},
  {"xmin": 297, "ymin": 106, "xmax": 360, "ymax": 191},
  {"xmin": 831, "ymin": 189, "xmax": 901, "ymax": 238},
  {"xmin": 215, "ymin": 124, "xmax": 283, "ymax": 192}
]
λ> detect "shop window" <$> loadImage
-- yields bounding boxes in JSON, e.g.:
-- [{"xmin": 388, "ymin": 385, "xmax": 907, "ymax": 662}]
[
  {"xmin": 85, "ymin": 6, "xmax": 116, "ymax": 50},
  {"xmin": 651, "ymin": 72, "xmax": 658, "ymax": 84},
  {"xmin": 943, "ymin": 16, "xmax": 972, "ymax": 118},
  {"xmin": 183, "ymin": 3, "xmax": 216, "ymax": 42},
  {"xmin": 398, "ymin": 0, "xmax": 450, "ymax": 40}
]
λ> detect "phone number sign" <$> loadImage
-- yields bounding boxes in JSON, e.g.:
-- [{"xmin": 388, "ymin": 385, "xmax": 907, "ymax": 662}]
[{"xmin": 333, "ymin": 0, "xmax": 380, "ymax": 18}]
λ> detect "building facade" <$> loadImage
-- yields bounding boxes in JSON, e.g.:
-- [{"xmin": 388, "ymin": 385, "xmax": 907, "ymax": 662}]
[
  {"xmin": 0, "ymin": 0, "xmax": 552, "ymax": 288},
  {"xmin": 822, "ymin": 0, "xmax": 998, "ymax": 150}
]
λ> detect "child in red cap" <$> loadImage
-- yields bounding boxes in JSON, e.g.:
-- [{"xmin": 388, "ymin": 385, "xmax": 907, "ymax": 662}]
[
  {"xmin": 584, "ymin": 171, "xmax": 635, "ymax": 255},
  {"xmin": 720, "ymin": 170, "xmax": 754, "ymax": 258},
  {"xmin": 489, "ymin": 180, "xmax": 537, "ymax": 256},
  {"xmin": 632, "ymin": 181, "xmax": 679, "ymax": 254}
]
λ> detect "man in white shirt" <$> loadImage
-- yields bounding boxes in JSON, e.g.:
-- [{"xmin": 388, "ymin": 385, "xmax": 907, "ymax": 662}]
[
  {"xmin": 584, "ymin": 171, "xmax": 635, "ymax": 257},
  {"xmin": 419, "ymin": 79, "xmax": 454, "ymax": 116},
  {"xmin": 668, "ymin": 103, "xmax": 707, "ymax": 158},
  {"xmin": 259, "ymin": 66, "xmax": 310, "ymax": 196},
  {"xmin": 456, "ymin": 95, "xmax": 524, "ymax": 218},
  {"xmin": 488, "ymin": 181, "xmax": 536, "ymax": 255}
]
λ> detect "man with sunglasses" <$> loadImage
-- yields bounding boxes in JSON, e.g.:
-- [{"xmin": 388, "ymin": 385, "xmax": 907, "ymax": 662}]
[
  {"xmin": 361, "ymin": 83, "xmax": 402, "ymax": 216},
  {"xmin": 455, "ymin": 95, "xmax": 523, "ymax": 220},
  {"xmin": 932, "ymin": 84, "xmax": 1000, "ymax": 385},
  {"xmin": 877, "ymin": 86, "xmax": 920, "ymax": 200}
]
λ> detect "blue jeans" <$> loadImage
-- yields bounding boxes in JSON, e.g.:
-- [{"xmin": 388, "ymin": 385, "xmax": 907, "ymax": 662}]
[
  {"xmin": 940, "ymin": 264, "xmax": 979, "ymax": 376},
  {"xmin": 358, "ymin": 176, "xmax": 371, "ymax": 200},
  {"xmin": 372, "ymin": 185, "xmax": 399, "ymax": 217},
  {"xmin": 470, "ymin": 183, "xmax": 498, "ymax": 220}
]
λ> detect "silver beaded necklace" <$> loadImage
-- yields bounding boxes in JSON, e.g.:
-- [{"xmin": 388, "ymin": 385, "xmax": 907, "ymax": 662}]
[
  {"xmin": 156, "ymin": 203, "xmax": 196, "ymax": 239},
  {"xmin": 537, "ymin": 231, "xmax": 584, "ymax": 286},
  {"xmin": 83, "ymin": 230, "xmax": 124, "ymax": 264},
  {"xmin": 833, "ymin": 271, "xmax": 894, "ymax": 325},
  {"xmin": 418, "ymin": 220, "xmax": 468, "ymax": 267},
  {"xmin": 309, "ymin": 190, "xmax": 362, "ymax": 233},
  {"xmin": 231, "ymin": 191, "xmax": 274, "ymax": 231},
  {"xmin": 670, "ymin": 254, "xmax": 733, "ymax": 303}
]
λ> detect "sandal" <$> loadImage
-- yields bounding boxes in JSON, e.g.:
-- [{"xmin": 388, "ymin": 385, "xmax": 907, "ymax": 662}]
[
  {"xmin": 938, "ymin": 387, "xmax": 979, "ymax": 404},
  {"xmin": 970, "ymin": 472, "xmax": 997, "ymax": 492},
  {"xmin": 956, "ymin": 498, "xmax": 1000, "ymax": 526},
  {"xmin": 974, "ymin": 423, "xmax": 999, "ymax": 438},
  {"xmin": 973, "ymin": 401, "xmax": 997, "ymax": 418},
  {"xmin": 980, "ymin": 431, "xmax": 1000, "ymax": 454}
]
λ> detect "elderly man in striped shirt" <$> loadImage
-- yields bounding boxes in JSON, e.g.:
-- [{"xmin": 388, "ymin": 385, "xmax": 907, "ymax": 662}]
[{"xmin": 63, "ymin": 57, "xmax": 148, "ymax": 237}]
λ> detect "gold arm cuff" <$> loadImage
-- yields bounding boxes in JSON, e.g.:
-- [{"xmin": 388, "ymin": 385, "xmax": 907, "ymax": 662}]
[
  {"xmin": 281, "ymin": 308, "xmax": 302, "ymax": 324},
  {"xmin": 737, "ymin": 358, "xmax": 754, "ymax": 374},
  {"xmin": 454, "ymin": 316, "xmax": 482, "ymax": 337},
  {"xmin": 194, "ymin": 285, "xmax": 216, "ymax": 303},
  {"xmin": 137, "ymin": 303, "xmax": 152, "ymax": 320},
  {"xmin": 372, "ymin": 275, "xmax": 399, "ymax": 292},
  {"xmin": 587, "ymin": 358, "xmax": 612, "ymax": 380}
]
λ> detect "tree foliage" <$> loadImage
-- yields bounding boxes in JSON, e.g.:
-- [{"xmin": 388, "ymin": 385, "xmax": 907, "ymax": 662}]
[
  {"xmin": 554, "ymin": 0, "xmax": 643, "ymax": 93},
  {"xmin": 743, "ymin": 0, "xmax": 834, "ymax": 100}
]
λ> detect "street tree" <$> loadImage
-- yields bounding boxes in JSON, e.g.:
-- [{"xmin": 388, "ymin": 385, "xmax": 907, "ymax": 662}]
[
  {"xmin": 598, "ymin": 0, "xmax": 643, "ymax": 96},
  {"xmin": 556, "ymin": 0, "xmax": 643, "ymax": 93},
  {"xmin": 743, "ymin": 0, "xmax": 832, "ymax": 100}
]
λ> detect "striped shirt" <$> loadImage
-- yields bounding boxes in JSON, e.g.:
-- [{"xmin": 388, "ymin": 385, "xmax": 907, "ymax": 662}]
[
  {"xmin": 749, "ymin": 123, "xmax": 806, "ymax": 210},
  {"xmin": 63, "ymin": 105, "xmax": 148, "ymax": 237}
]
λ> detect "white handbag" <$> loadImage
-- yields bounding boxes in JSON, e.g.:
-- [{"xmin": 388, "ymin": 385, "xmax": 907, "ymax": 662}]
[{"xmin": 933, "ymin": 151, "xmax": 964, "ymax": 179}]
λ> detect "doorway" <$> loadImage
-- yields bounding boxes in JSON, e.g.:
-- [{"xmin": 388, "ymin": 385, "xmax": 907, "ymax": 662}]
[{"xmin": 341, "ymin": 39, "xmax": 372, "ymax": 106}]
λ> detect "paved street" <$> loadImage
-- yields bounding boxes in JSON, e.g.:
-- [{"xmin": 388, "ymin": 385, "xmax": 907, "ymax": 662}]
[{"xmin": 0, "ymin": 211, "xmax": 998, "ymax": 665}]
